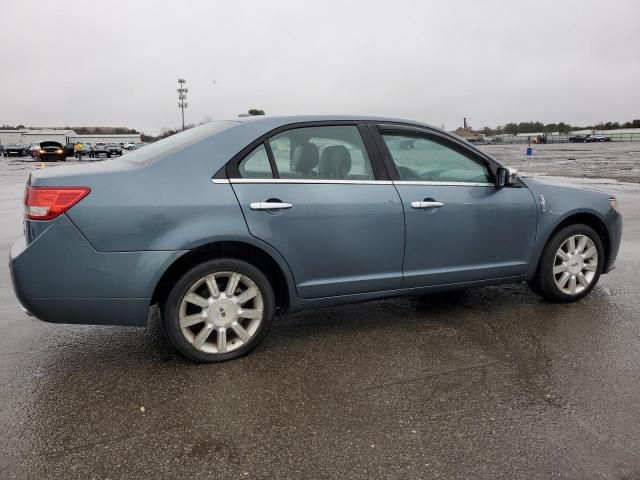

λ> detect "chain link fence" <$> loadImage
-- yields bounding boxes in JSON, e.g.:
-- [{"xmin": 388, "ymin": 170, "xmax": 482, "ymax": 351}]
[{"xmin": 490, "ymin": 132, "xmax": 640, "ymax": 144}]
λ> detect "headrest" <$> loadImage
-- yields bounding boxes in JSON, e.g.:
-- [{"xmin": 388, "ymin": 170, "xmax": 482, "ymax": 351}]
[
  {"xmin": 319, "ymin": 145, "xmax": 352, "ymax": 179},
  {"xmin": 292, "ymin": 143, "xmax": 319, "ymax": 174}
]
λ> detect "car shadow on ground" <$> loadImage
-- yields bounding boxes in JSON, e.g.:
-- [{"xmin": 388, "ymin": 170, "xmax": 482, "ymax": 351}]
[{"xmin": 17, "ymin": 278, "xmax": 621, "ymax": 375}]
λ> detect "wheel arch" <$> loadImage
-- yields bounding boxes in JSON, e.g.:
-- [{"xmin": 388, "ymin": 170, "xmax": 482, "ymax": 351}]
[
  {"xmin": 150, "ymin": 240, "xmax": 293, "ymax": 312},
  {"xmin": 539, "ymin": 211, "xmax": 611, "ymax": 271}
]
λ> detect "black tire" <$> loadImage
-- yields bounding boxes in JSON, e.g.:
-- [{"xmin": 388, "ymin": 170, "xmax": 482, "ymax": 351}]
[
  {"xmin": 528, "ymin": 224, "xmax": 604, "ymax": 302},
  {"xmin": 526, "ymin": 277, "xmax": 545, "ymax": 298},
  {"xmin": 163, "ymin": 258, "xmax": 276, "ymax": 362}
]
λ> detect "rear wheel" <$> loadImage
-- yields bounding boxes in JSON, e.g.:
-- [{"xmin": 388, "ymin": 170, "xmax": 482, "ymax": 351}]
[
  {"xmin": 163, "ymin": 258, "xmax": 275, "ymax": 362},
  {"xmin": 528, "ymin": 224, "xmax": 603, "ymax": 302}
]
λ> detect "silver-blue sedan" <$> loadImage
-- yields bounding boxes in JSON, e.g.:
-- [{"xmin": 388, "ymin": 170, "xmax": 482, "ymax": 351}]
[{"xmin": 9, "ymin": 116, "xmax": 623, "ymax": 362}]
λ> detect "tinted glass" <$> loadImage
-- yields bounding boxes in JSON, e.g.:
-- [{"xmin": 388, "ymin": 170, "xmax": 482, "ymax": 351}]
[
  {"xmin": 382, "ymin": 133, "xmax": 492, "ymax": 183},
  {"xmin": 238, "ymin": 144, "xmax": 273, "ymax": 179},
  {"xmin": 267, "ymin": 126, "xmax": 374, "ymax": 180}
]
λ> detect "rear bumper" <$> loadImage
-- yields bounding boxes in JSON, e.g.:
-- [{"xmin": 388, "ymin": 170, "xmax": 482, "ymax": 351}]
[{"xmin": 9, "ymin": 215, "xmax": 184, "ymax": 326}]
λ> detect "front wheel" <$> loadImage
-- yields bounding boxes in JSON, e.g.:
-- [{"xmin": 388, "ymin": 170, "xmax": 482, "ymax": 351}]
[
  {"xmin": 528, "ymin": 224, "xmax": 603, "ymax": 302},
  {"xmin": 163, "ymin": 258, "xmax": 276, "ymax": 362}
]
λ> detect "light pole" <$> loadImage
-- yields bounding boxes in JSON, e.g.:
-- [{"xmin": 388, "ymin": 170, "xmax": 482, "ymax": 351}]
[{"xmin": 177, "ymin": 78, "xmax": 188, "ymax": 131}]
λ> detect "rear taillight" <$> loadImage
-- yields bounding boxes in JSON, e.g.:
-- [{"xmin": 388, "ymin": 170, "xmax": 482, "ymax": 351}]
[{"xmin": 24, "ymin": 186, "xmax": 91, "ymax": 220}]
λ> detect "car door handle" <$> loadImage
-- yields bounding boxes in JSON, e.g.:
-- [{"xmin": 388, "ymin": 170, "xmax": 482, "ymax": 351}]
[
  {"xmin": 411, "ymin": 201, "xmax": 445, "ymax": 209},
  {"xmin": 250, "ymin": 202, "xmax": 293, "ymax": 210}
]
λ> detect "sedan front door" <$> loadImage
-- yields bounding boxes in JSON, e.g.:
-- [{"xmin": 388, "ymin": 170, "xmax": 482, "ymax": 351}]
[{"xmin": 375, "ymin": 127, "xmax": 538, "ymax": 288}]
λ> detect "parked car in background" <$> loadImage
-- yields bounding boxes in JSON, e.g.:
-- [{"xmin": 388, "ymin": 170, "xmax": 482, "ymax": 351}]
[
  {"xmin": 93, "ymin": 142, "xmax": 110, "ymax": 158},
  {"xmin": 36, "ymin": 141, "xmax": 66, "ymax": 162},
  {"xmin": 4, "ymin": 143, "xmax": 27, "ymax": 157},
  {"xmin": 569, "ymin": 134, "xmax": 611, "ymax": 143},
  {"xmin": 588, "ymin": 135, "xmax": 611, "ymax": 142},
  {"xmin": 79, "ymin": 143, "xmax": 94, "ymax": 158},
  {"xmin": 10, "ymin": 116, "xmax": 623, "ymax": 363},
  {"xmin": 125, "ymin": 142, "xmax": 136, "ymax": 150},
  {"xmin": 107, "ymin": 143, "xmax": 122, "ymax": 156}
]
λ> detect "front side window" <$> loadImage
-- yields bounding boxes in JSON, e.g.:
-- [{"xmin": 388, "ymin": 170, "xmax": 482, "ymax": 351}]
[
  {"xmin": 238, "ymin": 144, "xmax": 273, "ymax": 179},
  {"xmin": 267, "ymin": 126, "xmax": 374, "ymax": 180},
  {"xmin": 382, "ymin": 133, "xmax": 492, "ymax": 183}
]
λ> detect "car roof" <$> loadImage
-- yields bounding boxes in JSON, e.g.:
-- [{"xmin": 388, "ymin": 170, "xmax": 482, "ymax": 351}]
[
  {"xmin": 232, "ymin": 114, "xmax": 431, "ymax": 128},
  {"xmin": 226, "ymin": 114, "xmax": 470, "ymax": 141}
]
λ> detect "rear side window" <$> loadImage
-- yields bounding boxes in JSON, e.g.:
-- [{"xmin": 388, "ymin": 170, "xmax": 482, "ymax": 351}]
[
  {"xmin": 267, "ymin": 126, "xmax": 374, "ymax": 180},
  {"xmin": 382, "ymin": 133, "xmax": 492, "ymax": 183},
  {"xmin": 238, "ymin": 144, "xmax": 273, "ymax": 179}
]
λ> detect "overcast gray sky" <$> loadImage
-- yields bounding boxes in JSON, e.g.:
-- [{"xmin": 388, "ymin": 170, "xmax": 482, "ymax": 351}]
[{"xmin": 2, "ymin": 0, "xmax": 639, "ymax": 134}]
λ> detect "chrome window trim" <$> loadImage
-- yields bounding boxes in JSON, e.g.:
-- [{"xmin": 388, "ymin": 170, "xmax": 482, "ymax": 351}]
[
  {"xmin": 212, "ymin": 178, "xmax": 494, "ymax": 187},
  {"xmin": 215, "ymin": 178, "xmax": 394, "ymax": 185},
  {"xmin": 393, "ymin": 180, "xmax": 495, "ymax": 187}
]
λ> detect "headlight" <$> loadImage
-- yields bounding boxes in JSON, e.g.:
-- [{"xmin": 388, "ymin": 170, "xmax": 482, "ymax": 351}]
[
  {"xmin": 56, "ymin": 149, "xmax": 63, "ymax": 154},
  {"xmin": 609, "ymin": 197, "xmax": 620, "ymax": 213},
  {"xmin": 39, "ymin": 149, "xmax": 45, "ymax": 154}
]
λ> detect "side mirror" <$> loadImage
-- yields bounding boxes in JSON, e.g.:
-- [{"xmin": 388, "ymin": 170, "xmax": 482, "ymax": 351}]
[
  {"xmin": 496, "ymin": 167, "xmax": 507, "ymax": 188},
  {"xmin": 496, "ymin": 167, "xmax": 518, "ymax": 188}
]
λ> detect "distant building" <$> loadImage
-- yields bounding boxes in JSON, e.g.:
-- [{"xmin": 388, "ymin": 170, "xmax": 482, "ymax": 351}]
[
  {"xmin": 570, "ymin": 128, "xmax": 640, "ymax": 135},
  {"xmin": 516, "ymin": 132, "xmax": 545, "ymax": 137},
  {"xmin": 69, "ymin": 133, "xmax": 141, "ymax": 145},
  {"xmin": 0, "ymin": 129, "xmax": 140, "ymax": 146},
  {"xmin": 21, "ymin": 129, "xmax": 77, "ymax": 146},
  {"xmin": 0, "ymin": 129, "xmax": 26, "ymax": 145},
  {"xmin": 452, "ymin": 127, "xmax": 474, "ymax": 138}
]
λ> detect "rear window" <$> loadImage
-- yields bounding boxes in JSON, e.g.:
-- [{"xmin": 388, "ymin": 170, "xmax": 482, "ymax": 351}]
[
  {"xmin": 124, "ymin": 121, "xmax": 239, "ymax": 164},
  {"xmin": 267, "ymin": 125, "xmax": 374, "ymax": 180}
]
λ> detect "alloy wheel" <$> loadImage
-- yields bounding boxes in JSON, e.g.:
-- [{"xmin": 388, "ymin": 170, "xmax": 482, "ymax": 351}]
[
  {"xmin": 553, "ymin": 234, "xmax": 599, "ymax": 295},
  {"xmin": 179, "ymin": 271, "xmax": 264, "ymax": 354}
]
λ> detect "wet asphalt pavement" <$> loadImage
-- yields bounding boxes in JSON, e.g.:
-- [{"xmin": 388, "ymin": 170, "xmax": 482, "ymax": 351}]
[{"xmin": 1, "ymin": 145, "xmax": 639, "ymax": 479}]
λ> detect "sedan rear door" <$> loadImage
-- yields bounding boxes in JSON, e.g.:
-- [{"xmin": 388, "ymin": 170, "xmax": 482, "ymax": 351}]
[{"xmin": 226, "ymin": 123, "xmax": 405, "ymax": 299}]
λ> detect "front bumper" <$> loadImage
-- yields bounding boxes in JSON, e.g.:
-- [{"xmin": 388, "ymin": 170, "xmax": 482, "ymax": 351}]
[
  {"xmin": 9, "ymin": 214, "xmax": 184, "ymax": 326},
  {"xmin": 604, "ymin": 210, "xmax": 623, "ymax": 273},
  {"xmin": 38, "ymin": 153, "xmax": 66, "ymax": 161}
]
